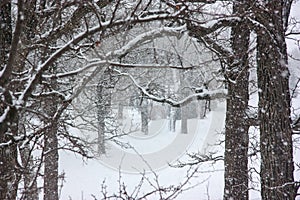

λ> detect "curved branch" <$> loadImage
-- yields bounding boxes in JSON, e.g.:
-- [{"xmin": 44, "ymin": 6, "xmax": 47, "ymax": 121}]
[{"xmin": 114, "ymin": 69, "xmax": 227, "ymax": 107}]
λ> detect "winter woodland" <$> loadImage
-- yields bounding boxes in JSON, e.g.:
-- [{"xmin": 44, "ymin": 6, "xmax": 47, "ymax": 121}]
[{"xmin": 0, "ymin": 0, "xmax": 300, "ymax": 199}]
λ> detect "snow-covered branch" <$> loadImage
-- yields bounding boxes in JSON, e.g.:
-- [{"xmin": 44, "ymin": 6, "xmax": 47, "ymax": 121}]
[
  {"xmin": 108, "ymin": 61, "xmax": 194, "ymax": 70},
  {"xmin": 105, "ymin": 26, "xmax": 185, "ymax": 59},
  {"xmin": 17, "ymin": 12, "xmax": 186, "ymax": 105},
  {"xmin": 114, "ymin": 69, "xmax": 227, "ymax": 107}
]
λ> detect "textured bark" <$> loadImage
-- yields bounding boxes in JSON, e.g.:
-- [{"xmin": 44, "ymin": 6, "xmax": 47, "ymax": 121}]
[
  {"xmin": 256, "ymin": 1, "xmax": 296, "ymax": 199},
  {"xmin": 0, "ymin": 2, "xmax": 19, "ymax": 199},
  {"xmin": 0, "ymin": 3, "xmax": 11, "ymax": 69},
  {"xmin": 223, "ymin": 1, "xmax": 250, "ymax": 200},
  {"xmin": 43, "ymin": 70, "xmax": 59, "ymax": 200},
  {"xmin": 43, "ymin": 12, "xmax": 59, "ymax": 198},
  {"xmin": 44, "ymin": 121, "xmax": 59, "ymax": 200}
]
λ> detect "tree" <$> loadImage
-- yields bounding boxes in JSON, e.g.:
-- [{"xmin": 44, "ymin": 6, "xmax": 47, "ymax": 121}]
[
  {"xmin": 185, "ymin": 2, "xmax": 251, "ymax": 198},
  {"xmin": 255, "ymin": 1, "xmax": 296, "ymax": 198},
  {"xmin": 0, "ymin": 1, "xmax": 21, "ymax": 199},
  {"xmin": 223, "ymin": 1, "xmax": 250, "ymax": 199},
  {"xmin": 43, "ymin": 61, "xmax": 59, "ymax": 200}
]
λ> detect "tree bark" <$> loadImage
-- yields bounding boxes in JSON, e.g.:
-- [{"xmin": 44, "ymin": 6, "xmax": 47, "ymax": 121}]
[
  {"xmin": 256, "ymin": 1, "xmax": 296, "ymax": 199},
  {"xmin": 44, "ymin": 121, "xmax": 59, "ymax": 200},
  {"xmin": 0, "ymin": 2, "xmax": 19, "ymax": 199},
  {"xmin": 223, "ymin": 1, "xmax": 250, "ymax": 199},
  {"xmin": 43, "ymin": 70, "xmax": 59, "ymax": 200}
]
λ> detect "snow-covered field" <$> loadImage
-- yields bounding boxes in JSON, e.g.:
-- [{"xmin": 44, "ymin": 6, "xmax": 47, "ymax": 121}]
[{"xmin": 59, "ymin": 102, "xmax": 230, "ymax": 199}]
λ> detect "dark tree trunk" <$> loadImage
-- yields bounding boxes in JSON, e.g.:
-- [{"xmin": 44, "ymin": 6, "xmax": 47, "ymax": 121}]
[
  {"xmin": 43, "ymin": 10, "xmax": 59, "ymax": 197},
  {"xmin": 223, "ymin": 1, "xmax": 250, "ymax": 200},
  {"xmin": 0, "ymin": 3, "xmax": 11, "ymax": 67},
  {"xmin": 44, "ymin": 121, "xmax": 59, "ymax": 200},
  {"xmin": 43, "ymin": 73, "xmax": 59, "ymax": 200},
  {"xmin": 0, "ymin": 2, "xmax": 19, "ymax": 199},
  {"xmin": 256, "ymin": 1, "xmax": 296, "ymax": 199}
]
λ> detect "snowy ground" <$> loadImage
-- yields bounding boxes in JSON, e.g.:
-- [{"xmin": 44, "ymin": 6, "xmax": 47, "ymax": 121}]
[{"xmin": 59, "ymin": 102, "xmax": 229, "ymax": 199}]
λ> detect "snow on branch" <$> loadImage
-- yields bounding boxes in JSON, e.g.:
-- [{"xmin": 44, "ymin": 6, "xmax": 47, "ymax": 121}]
[
  {"xmin": 0, "ymin": 106, "xmax": 10, "ymax": 124},
  {"xmin": 114, "ymin": 69, "xmax": 227, "ymax": 107},
  {"xmin": 105, "ymin": 26, "xmax": 186, "ymax": 59},
  {"xmin": 43, "ymin": 60, "xmax": 107, "ymax": 79},
  {"xmin": 108, "ymin": 61, "xmax": 194, "ymax": 70},
  {"xmin": 187, "ymin": 17, "xmax": 241, "ymax": 36},
  {"xmin": 18, "ymin": 11, "xmax": 187, "ymax": 104},
  {"xmin": 187, "ymin": 23, "xmax": 232, "ymax": 60}
]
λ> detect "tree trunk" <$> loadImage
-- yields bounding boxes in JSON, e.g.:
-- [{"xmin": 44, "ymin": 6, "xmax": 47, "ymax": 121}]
[
  {"xmin": 43, "ymin": 73, "xmax": 59, "ymax": 200},
  {"xmin": 44, "ymin": 122, "xmax": 59, "ymax": 200},
  {"xmin": 0, "ymin": 2, "xmax": 19, "ymax": 199},
  {"xmin": 141, "ymin": 101, "xmax": 149, "ymax": 135},
  {"xmin": 43, "ymin": 24, "xmax": 59, "ymax": 200},
  {"xmin": 181, "ymin": 104, "xmax": 188, "ymax": 134},
  {"xmin": 256, "ymin": 1, "xmax": 296, "ymax": 199},
  {"xmin": 168, "ymin": 106, "xmax": 176, "ymax": 132},
  {"xmin": 97, "ymin": 83, "xmax": 107, "ymax": 154},
  {"xmin": 97, "ymin": 68, "xmax": 114, "ymax": 154},
  {"xmin": 223, "ymin": 2, "xmax": 250, "ymax": 199}
]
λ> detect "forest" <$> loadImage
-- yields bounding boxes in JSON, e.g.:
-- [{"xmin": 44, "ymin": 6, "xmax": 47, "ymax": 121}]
[{"xmin": 0, "ymin": 0, "xmax": 300, "ymax": 199}]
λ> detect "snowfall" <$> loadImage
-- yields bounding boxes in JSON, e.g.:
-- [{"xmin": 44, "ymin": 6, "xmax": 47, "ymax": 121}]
[
  {"xmin": 58, "ymin": 97, "xmax": 300, "ymax": 200},
  {"xmin": 59, "ymin": 53, "xmax": 300, "ymax": 200},
  {"xmin": 60, "ymin": 101, "xmax": 230, "ymax": 200},
  {"xmin": 58, "ymin": 5, "xmax": 300, "ymax": 199}
]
